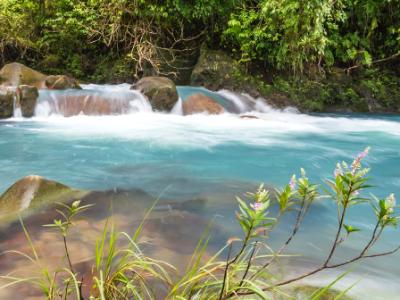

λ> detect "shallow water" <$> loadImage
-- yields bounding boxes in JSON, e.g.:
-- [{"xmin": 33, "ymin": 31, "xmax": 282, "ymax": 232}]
[{"xmin": 0, "ymin": 85, "xmax": 399, "ymax": 299}]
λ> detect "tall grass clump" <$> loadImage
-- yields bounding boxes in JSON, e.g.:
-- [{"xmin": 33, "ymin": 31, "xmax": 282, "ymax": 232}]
[{"xmin": 1, "ymin": 148, "xmax": 399, "ymax": 299}]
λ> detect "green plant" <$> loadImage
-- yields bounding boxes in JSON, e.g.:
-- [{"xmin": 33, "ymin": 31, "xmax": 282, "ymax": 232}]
[{"xmin": 1, "ymin": 148, "xmax": 399, "ymax": 299}]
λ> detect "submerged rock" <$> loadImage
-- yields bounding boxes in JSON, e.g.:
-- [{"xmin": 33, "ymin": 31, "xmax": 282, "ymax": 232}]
[
  {"xmin": 183, "ymin": 93, "xmax": 224, "ymax": 115},
  {"xmin": 240, "ymin": 114, "xmax": 259, "ymax": 119},
  {"xmin": 17, "ymin": 85, "xmax": 39, "ymax": 117},
  {"xmin": 132, "ymin": 76, "xmax": 178, "ymax": 111},
  {"xmin": 0, "ymin": 89, "xmax": 14, "ymax": 118},
  {"xmin": 0, "ymin": 176, "xmax": 83, "ymax": 219},
  {"xmin": 40, "ymin": 92, "xmax": 132, "ymax": 116},
  {"xmin": 45, "ymin": 75, "xmax": 81, "ymax": 90},
  {"xmin": 0, "ymin": 62, "xmax": 46, "ymax": 88},
  {"xmin": 288, "ymin": 285, "xmax": 353, "ymax": 300}
]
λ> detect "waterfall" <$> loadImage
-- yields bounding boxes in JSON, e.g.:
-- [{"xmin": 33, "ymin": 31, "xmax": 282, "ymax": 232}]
[
  {"xmin": 12, "ymin": 94, "xmax": 22, "ymax": 118},
  {"xmin": 216, "ymin": 90, "xmax": 253, "ymax": 113},
  {"xmin": 3, "ymin": 86, "xmax": 23, "ymax": 118},
  {"xmin": 176, "ymin": 86, "xmax": 295, "ymax": 115},
  {"xmin": 31, "ymin": 83, "xmax": 298, "ymax": 118},
  {"xmin": 217, "ymin": 90, "xmax": 299, "ymax": 114},
  {"xmin": 35, "ymin": 84, "xmax": 152, "ymax": 117},
  {"xmin": 171, "ymin": 98, "xmax": 183, "ymax": 115}
]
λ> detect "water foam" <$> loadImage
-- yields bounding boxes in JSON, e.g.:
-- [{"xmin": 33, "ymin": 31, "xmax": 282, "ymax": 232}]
[
  {"xmin": 2, "ymin": 84, "xmax": 398, "ymax": 147},
  {"xmin": 35, "ymin": 84, "xmax": 152, "ymax": 116},
  {"xmin": 8, "ymin": 109, "xmax": 396, "ymax": 154}
]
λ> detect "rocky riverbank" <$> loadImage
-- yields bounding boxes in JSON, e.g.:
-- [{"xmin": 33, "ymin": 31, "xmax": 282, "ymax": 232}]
[
  {"xmin": 1, "ymin": 48, "xmax": 400, "ymax": 118},
  {"xmin": 0, "ymin": 63, "xmax": 82, "ymax": 118},
  {"xmin": 189, "ymin": 47, "xmax": 400, "ymax": 113}
]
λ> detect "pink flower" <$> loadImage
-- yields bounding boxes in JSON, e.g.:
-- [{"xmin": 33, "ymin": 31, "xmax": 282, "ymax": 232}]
[
  {"xmin": 334, "ymin": 163, "xmax": 343, "ymax": 178},
  {"xmin": 351, "ymin": 147, "xmax": 370, "ymax": 174},
  {"xmin": 250, "ymin": 202, "xmax": 263, "ymax": 211},
  {"xmin": 289, "ymin": 175, "xmax": 296, "ymax": 191}
]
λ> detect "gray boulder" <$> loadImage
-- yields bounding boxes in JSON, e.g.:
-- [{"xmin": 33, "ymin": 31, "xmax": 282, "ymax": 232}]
[
  {"xmin": 0, "ymin": 62, "xmax": 47, "ymax": 88},
  {"xmin": 0, "ymin": 175, "xmax": 85, "ymax": 220},
  {"xmin": 132, "ymin": 76, "xmax": 178, "ymax": 111},
  {"xmin": 0, "ymin": 89, "xmax": 14, "ymax": 118},
  {"xmin": 17, "ymin": 85, "xmax": 39, "ymax": 117},
  {"xmin": 45, "ymin": 75, "xmax": 81, "ymax": 90}
]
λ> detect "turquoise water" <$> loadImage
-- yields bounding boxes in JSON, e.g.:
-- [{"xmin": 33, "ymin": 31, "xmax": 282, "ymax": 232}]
[
  {"xmin": 1, "ymin": 113, "xmax": 399, "ymax": 198},
  {"xmin": 1, "ymin": 87, "xmax": 400, "ymax": 298}
]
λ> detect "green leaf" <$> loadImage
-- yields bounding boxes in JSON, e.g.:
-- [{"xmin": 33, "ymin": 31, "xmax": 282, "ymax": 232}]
[{"xmin": 343, "ymin": 224, "xmax": 361, "ymax": 234}]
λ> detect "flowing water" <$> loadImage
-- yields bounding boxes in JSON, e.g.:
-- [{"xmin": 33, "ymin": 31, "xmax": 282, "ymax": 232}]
[{"xmin": 0, "ymin": 84, "xmax": 399, "ymax": 299}]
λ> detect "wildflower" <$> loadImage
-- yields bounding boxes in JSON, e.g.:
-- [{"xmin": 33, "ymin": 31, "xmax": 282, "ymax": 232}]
[
  {"xmin": 71, "ymin": 200, "xmax": 81, "ymax": 209},
  {"xmin": 386, "ymin": 193, "xmax": 396, "ymax": 214},
  {"xmin": 250, "ymin": 202, "xmax": 263, "ymax": 212},
  {"xmin": 351, "ymin": 147, "xmax": 370, "ymax": 174},
  {"xmin": 289, "ymin": 175, "xmax": 296, "ymax": 191},
  {"xmin": 352, "ymin": 190, "xmax": 360, "ymax": 196},
  {"xmin": 334, "ymin": 163, "xmax": 343, "ymax": 178},
  {"xmin": 255, "ymin": 186, "xmax": 269, "ymax": 203}
]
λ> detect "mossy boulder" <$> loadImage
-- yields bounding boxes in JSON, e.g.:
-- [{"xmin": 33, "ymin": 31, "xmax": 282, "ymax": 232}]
[
  {"xmin": 0, "ymin": 62, "xmax": 47, "ymax": 88},
  {"xmin": 0, "ymin": 89, "xmax": 14, "ymax": 118},
  {"xmin": 132, "ymin": 76, "xmax": 178, "ymax": 111},
  {"xmin": 45, "ymin": 75, "xmax": 81, "ymax": 90},
  {"xmin": 0, "ymin": 176, "xmax": 85, "ymax": 220},
  {"xmin": 190, "ymin": 47, "xmax": 266, "ymax": 97},
  {"xmin": 17, "ymin": 85, "xmax": 39, "ymax": 117},
  {"xmin": 191, "ymin": 48, "xmax": 242, "ymax": 91},
  {"xmin": 183, "ymin": 93, "xmax": 224, "ymax": 115}
]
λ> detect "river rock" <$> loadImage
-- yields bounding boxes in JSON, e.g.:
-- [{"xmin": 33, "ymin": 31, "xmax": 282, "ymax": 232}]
[
  {"xmin": 182, "ymin": 93, "xmax": 224, "ymax": 115},
  {"xmin": 288, "ymin": 285, "xmax": 353, "ymax": 300},
  {"xmin": 17, "ymin": 85, "xmax": 39, "ymax": 117},
  {"xmin": 0, "ymin": 62, "xmax": 47, "ymax": 88},
  {"xmin": 240, "ymin": 114, "xmax": 259, "ymax": 119},
  {"xmin": 0, "ymin": 176, "xmax": 82, "ymax": 219},
  {"xmin": 191, "ymin": 47, "xmax": 248, "ymax": 90},
  {"xmin": 0, "ymin": 89, "xmax": 14, "ymax": 118},
  {"xmin": 45, "ymin": 75, "xmax": 81, "ymax": 89},
  {"xmin": 132, "ymin": 76, "xmax": 178, "ymax": 111},
  {"xmin": 42, "ymin": 93, "xmax": 132, "ymax": 116}
]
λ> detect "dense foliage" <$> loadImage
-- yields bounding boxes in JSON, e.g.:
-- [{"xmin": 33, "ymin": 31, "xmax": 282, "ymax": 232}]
[
  {"xmin": 225, "ymin": 0, "xmax": 400, "ymax": 74},
  {"xmin": 0, "ymin": 0, "xmax": 234, "ymax": 81},
  {"xmin": 0, "ymin": 0, "xmax": 399, "ymax": 81}
]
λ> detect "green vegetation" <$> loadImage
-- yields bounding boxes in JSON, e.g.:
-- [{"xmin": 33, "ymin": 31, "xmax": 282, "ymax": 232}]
[
  {"xmin": 2, "ymin": 149, "xmax": 399, "ymax": 299},
  {"xmin": 0, "ymin": 1, "xmax": 399, "ymax": 110},
  {"xmin": 224, "ymin": 0, "xmax": 400, "ymax": 74},
  {"xmin": 1, "ymin": 0, "xmax": 399, "ymax": 77}
]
